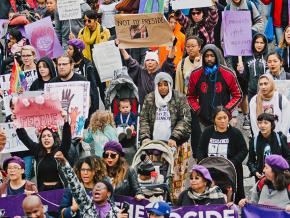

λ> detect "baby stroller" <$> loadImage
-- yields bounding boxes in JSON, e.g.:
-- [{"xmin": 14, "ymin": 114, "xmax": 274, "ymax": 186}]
[
  {"xmin": 199, "ymin": 156, "xmax": 237, "ymax": 203},
  {"xmin": 132, "ymin": 140, "xmax": 175, "ymax": 202},
  {"xmin": 105, "ymin": 67, "xmax": 140, "ymax": 163}
]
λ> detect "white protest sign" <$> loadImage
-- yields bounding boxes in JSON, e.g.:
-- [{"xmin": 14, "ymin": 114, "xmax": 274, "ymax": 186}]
[
  {"xmin": 0, "ymin": 123, "xmax": 37, "ymax": 153},
  {"xmin": 275, "ymin": 80, "xmax": 290, "ymax": 101},
  {"xmin": 44, "ymin": 81, "xmax": 90, "ymax": 138},
  {"xmin": 171, "ymin": 0, "xmax": 213, "ymax": 10},
  {"xmin": 57, "ymin": 0, "xmax": 82, "ymax": 20},
  {"xmin": 92, "ymin": 40, "xmax": 122, "ymax": 82}
]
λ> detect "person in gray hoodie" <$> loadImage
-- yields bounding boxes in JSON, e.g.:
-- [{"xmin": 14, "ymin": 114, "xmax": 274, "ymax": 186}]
[{"xmin": 55, "ymin": 0, "xmax": 91, "ymax": 50}]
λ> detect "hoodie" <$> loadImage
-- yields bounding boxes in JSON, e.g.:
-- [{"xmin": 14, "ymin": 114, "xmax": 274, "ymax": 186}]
[
  {"xmin": 187, "ymin": 44, "xmax": 242, "ymax": 125},
  {"xmin": 30, "ymin": 57, "xmax": 57, "ymax": 91},
  {"xmin": 246, "ymin": 33, "xmax": 268, "ymax": 95}
]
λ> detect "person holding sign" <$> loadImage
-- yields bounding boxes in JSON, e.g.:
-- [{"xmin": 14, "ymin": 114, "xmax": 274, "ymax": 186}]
[
  {"xmin": 16, "ymin": 113, "xmax": 71, "ymax": 191},
  {"xmin": 174, "ymin": 3, "xmax": 218, "ymax": 46}
]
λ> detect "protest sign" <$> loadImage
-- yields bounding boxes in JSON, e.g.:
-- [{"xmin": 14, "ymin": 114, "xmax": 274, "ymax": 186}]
[
  {"xmin": 275, "ymin": 80, "xmax": 290, "ymax": 101},
  {"xmin": 222, "ymin": 11, "xmax": 252, "ymax": 56},
  {"xmin": 44, "ymin": 81, "xmax": 90, "ymax": 138},
  {"xmin": 25, "ymin": 17, "xmax": 63, "ymax": 60},
  {"xmin": 57, "ymin": 0, "xmax": 81, "ymax": 21},
  {"xmin": 115, "ymin": 13, "xmax": 173, "ymax": 49},
  {"xmin": 92, "ymin": 40, "xmax": 122, "ymax": 82},
  {"xmin": 139, "ymin": 0, "xmax": 164, "ymax": 13},
  {"xmin": 14, "ymin": 94, "xmax": 63, "ymax": 128},
  {"xmin": 242, "ymin": 203, "xmax": 289, "ymax": 218},
  {"xmin": 0, "ymin": 122, "xmax": 37, "ymax": 153},
  {"xmin": 171, "ymin": 0, "xmax": 213, "ymax": 10}
]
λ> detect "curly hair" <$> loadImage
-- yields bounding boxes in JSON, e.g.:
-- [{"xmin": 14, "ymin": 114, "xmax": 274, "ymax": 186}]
[
  {"xmin": 106, "ymin": 156, "xmax": 129, "ymax": 187},
  {"xmin": 74, "ymin": 155, "xmax": 107, "ymax": 184},
  {"xmin": 89, "ymin": 111, "xmax": 115, "ymax": 133}
]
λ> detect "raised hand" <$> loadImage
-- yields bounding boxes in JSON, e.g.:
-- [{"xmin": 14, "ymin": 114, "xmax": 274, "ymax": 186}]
[{"xmin": 61, "ymin": 89, "xmax": 75, "ymax": 113}]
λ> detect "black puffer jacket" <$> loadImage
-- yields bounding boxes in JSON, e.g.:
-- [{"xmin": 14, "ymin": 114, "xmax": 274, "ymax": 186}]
[{"xmin": 114, "ymin": 167, "xmax": 143, "ymax": 197}]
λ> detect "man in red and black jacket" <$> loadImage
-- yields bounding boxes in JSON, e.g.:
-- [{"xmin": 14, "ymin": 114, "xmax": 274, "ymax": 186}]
[{"xmin": 187, "ymin": 44, "xmax": 243, "ymax": 127}]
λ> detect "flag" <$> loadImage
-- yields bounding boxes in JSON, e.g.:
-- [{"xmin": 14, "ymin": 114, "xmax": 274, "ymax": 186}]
[{"xmin": 8, "ymin": 58, "xmax": 27, "ymax": 95}]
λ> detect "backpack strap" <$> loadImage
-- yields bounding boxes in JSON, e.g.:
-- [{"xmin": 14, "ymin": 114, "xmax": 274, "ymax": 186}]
[
  {"xmin": 279, "ymin": 93, "xmax": 282, "ymax": 111},
  {"xmin": 254, "ymin": 135, "xmax": 258, "ymax": 153},
  {"xmin": 275, "ymin": 132, "xmax": 282, "ymax": 147},
  {"xmin": 181, "ymin": 58, "xmax": 185, "ymax": 74}
]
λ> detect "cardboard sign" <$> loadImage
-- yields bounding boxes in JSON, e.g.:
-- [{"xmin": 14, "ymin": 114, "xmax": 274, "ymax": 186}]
[
  {"xmin": 222, "ymin": 11, "xmax": 252, "ymax": 56},
  {"xmin": 115, "ymin": 13, "xmax": 173, "ymax": 49},
  {"xmin": 171, "ymin": 0, "xmax": 213, "ymax": 10},
  {"xmin": 275, "ymin": 80, "xmax": 290, "ymax": 101},
  {"xmin": 57, "ymin": 0, "xmax": 82, "ymax": 20}
]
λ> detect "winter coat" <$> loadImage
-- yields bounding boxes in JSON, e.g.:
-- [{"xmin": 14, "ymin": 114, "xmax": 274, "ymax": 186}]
[
  {"xmin": 261, "ymin": 0, "xmax": 288, "ymax": 28},
  {"xmin": 140, "ymin": 90, "xmax": 191, "ymax": 145},
  {"xmin": 0, "ymin": 180, "xmax": 37, "ymax": 197},
  {"xmin": 247, "ymin": 131, "xmax": 290, "ymax": 176},
  {"xmin": 266, "ymin": 68, "xmax": 290, "ymax": 80}
]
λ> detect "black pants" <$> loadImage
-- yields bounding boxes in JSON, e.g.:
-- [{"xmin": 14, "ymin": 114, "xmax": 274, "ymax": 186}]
[{"xmin": 190, "ymin": 110, "xmax": 202, "ymax": 158}]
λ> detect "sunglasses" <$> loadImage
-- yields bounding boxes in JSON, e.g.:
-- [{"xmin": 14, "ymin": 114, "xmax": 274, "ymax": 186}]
[
  {"xmin": 192, "ymin": 11, "xmax": 202, "ymax": 16},
  {"xmin": 103, "ymin": 152, "xmax": 118, "ymax": 159},
  {"xmin": 84, "ymin": 19, "xmax": 94, "ymax": 24}
]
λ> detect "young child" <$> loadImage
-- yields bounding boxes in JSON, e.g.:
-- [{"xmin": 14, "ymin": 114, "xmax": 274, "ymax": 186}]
[
  {"xmin": 98, "ymin": 0, "xmax": 118, "ymax": 38},
  {"xmin": 35, "ymin": 0, "xmax": 47, "ymax": 18},
  {"xmin": 83, "ymin": 111, "xmax": 118, "ymax": 157},
  {"xmin": 114, "ymin": 99, "xmax": 137, "ymax": 141}
]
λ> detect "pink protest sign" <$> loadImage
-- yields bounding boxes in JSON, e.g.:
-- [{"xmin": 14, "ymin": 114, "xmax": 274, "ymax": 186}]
[
  {"xmin": 14, "ymin": 94, "xmax": 63, "ymax": 128},
  {"xmin": 24, "ymin": 17, "xmax": 63, "ymax": 60}
]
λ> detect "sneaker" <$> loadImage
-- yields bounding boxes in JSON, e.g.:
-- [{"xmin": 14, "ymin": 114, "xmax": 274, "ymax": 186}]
[
  {"xmin": 243, "ymin": 116, "xmax": 251, "ymax": 130},
  {"xmin": 118, "ymin": 132, "xmax": 126, "ymax": 141},
  {"xmin": 126, "ymin": 127, "xmax": 132, "ymax": 139}
]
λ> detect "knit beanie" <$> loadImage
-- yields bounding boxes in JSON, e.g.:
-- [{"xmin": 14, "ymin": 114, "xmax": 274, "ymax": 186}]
[
  {"xmin": 138, "ymin": 154, "xmax": 155, "ymax": 176},
  {"xmin": 144, "ymin": 51, "xmax": 159, "ymax": 64}
]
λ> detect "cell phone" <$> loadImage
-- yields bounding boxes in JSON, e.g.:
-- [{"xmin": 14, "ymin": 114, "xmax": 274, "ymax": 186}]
[{"xmin": 121, "ymin": 202, "xmax": 130, "ymax": 214}]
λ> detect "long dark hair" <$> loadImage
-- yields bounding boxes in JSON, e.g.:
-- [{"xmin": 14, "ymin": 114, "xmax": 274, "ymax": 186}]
[
  {"xmin": 265, "ymin": 168, "xmax": 290, "ymax": 191},
  {"xmin": 212, "ymin": 106, "xmax": 231, "ymax": 123},
  {"xmin": 106, "ymin": 156, "xmax": 129, "ymax": 187},
  {"xmin": 38, "ymin": 128, "xmax": 61, "ymax": 158},
  {"xmin": 71, "ymin": 45, "xmax": 84, "ymax": 63},
  {"xmin": 74, "ymin": 156, "xmax": 107, "ymax": 183}
]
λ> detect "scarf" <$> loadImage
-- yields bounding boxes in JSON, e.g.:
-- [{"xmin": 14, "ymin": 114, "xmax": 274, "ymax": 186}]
[
  {"xmin": 154, "ymin": 72, "xmax": 173, "ymax": 108},
  {"xmin": 187, "ymin": 186, "xmax": 225, "ymax": 203},
  {"xmin": 204, "ymin": 64, "xmax": 218, "ymax": 76},
  {"xmin": 256, "ymin": 74, "xmax": 276, "ymax": 118},
  {"xmin": 95, "ymin": 201, "xmax": 111, "ymax": 218},
  {"xmin": 82, "ymin": 24, "xmax": 101, "ymax": 61}
]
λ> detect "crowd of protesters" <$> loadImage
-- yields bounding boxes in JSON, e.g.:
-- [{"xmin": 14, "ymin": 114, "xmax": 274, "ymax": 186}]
[{"xmin": 0, "ymin": 0, "xmax": 290, "ymax": 217}]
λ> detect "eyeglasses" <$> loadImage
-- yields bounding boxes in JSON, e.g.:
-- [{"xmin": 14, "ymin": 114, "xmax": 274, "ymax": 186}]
[
  {"xmin": 57, "ymin": 63, "xmax": 70, "ymax": 67},
  {"xmin": 80, "ymin": 168, "xmax": 92, "ymax": 173},
  {"xmin": 103, "ymin": 152, "xmax": 118, "ymax": 159},
  {"xmin": 84, "ymin": 19, "xmax": 94, "ymax": 24},
  {"xmin": 192, "ymin": 11, "xmax": 202, "ymax": 16},
  {"xmin": 7, "ymin": 166, "xmax": 22, "ymax": 171},
  {"xmin": 22, "ymin": 54, "xmax": 33, "ymax": 58}
]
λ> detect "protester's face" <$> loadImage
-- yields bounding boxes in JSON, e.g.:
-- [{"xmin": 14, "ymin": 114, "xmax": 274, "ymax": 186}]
[
  {"xmin": 284, "ymin": 27, "xmax": 290, "ymax": 45},
  {"xmin": 190, "ymin": 171, "xmax": 207, "ymax": 192},
  {"xmin": 257, "ymin": 119, "xmax": 272, "ymax": 136},
  {"xmin": 46, "ymin": 0, "xmax": 56, "ymax": 12},
  {"xmin": 9, "ymin": 35, "xmax": 17, "ymax": 45},
  {"xmin": 263, "ymin": 164, "xmax": 275, "ymax": 181},
  {"xmin": 214, "ymin": 111, "xmax": 229, "ymax": 130},
  {"xmin": 21, "ymin": 49, "xmax": 35, "ymax": 67},
  {"xmin": 169, "ymin": 17, "xmax": 177, "ymax": 31},
  {"xmin": 38, "ymin": 62, "xmax": 51, "ymax": 79},
  {"xmin": 267, "ymin": 55, "xmax": 282, "ymax": 74},
  {"xmin": 149, "ymin": 213, "xmax": 165, "ymax": 218},
  {"xmin": 10, "ymin": 103, "xmax": 15, "ymax": 114},
  {"xmin": 84, "ymin": 15, "xmax": 97, "ymax": 31},
  {"xmin": 37, "ymin": 0, "xmax": 45, "ymax": 5},
  {"xmin": 80, "ymin": 162, "xmax": 95, "ymax": 184},
  {"xmin": 158, "ymin": 81, "xmax": 170, "ymax": 97},
  {"xmin": 104, "ymin": 150, "xmax": 119, "ymax": 167},
  {"xmin": 259, "ymin": 77, "xmax": 271, "ymax": 95},
  {"xmin": 254, "ymin": 37, "xmax": 266, "ymax": 53},
  {"xmin": 67, "ymin": 45, "xmax": 74, "ymax": 58},
  {"xmin": 41, "ymin": 130, "xmax": 54, "ymax": 150},
  {"xmin": 191, "ymin": 10, "xmax": 203, "ymax": 23},
  {"xmin": 204, "ymin": 50, "xmax": 216, "ymax": 67},
  {"xmin": 92, "ymin": 182, "xmax": 110, "ymax": 204},
  {"xmin": 186, "ymin": 39, "xmax": 200, "ymax": 58},
  {"xmin": 119, "ymin": 101, "xmax": 131, "ymax": 114},
  {"xmin": 57, "ymin": 57, "xmax": 73, "ymax": 79},
  {"xmin": 23, "ymin": 203, "xmax": 45, "ymax": 218},
  {"xmin": 232, "ymin": 0, "xmax": 242, "ymax": 5},
  {"xmin": 7, "ymin": 163, "xmax": 24, "ymax": 181},
  {"xmin": 104, "ymin": 0, "xmax": 112, "ymax": 3},
  {"xmin": 145, "ymin": 59, "xmax": 158, "ymax": 72}
]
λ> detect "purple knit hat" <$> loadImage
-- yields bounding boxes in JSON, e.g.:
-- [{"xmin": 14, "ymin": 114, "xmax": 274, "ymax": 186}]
[
  {"xmin": 103, "ymin": 141, "xmax": 125, "ymax": 157},
  {"xmin": 68, "ymin": 39, "xmax": 85, "ymax": 52},
  {"xmin": 265, "ymin": 155, "xmax": 289, "ymax": 171},
  {"xmin": 3, "ymin": 156, "xmax": 25, "ymax": 171},
  {"xmin": 191, "ymin": 165, "xmax": 213, "ymax": 183}
]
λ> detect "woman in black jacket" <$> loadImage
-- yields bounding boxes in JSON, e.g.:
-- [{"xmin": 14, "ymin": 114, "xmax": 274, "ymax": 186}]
[
  {"xmin": 16, "ymin": 114, "xmax": 71, "ymax": 191},
  {"xmin": 102, "ymin": 141, "xmax": 144, "ymax": 200},
  {"xmin": 197, "ymin": 106, "xmax": 248, "ymax": 203},
  {"xmin": 247, "ymin": 113, "xmax": 290, "ymax": 181}
]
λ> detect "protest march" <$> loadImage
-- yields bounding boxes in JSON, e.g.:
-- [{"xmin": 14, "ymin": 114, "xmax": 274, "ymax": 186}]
[{"xmin": 0, "ymin": 0, "xmax": 290, "ymax": 217}]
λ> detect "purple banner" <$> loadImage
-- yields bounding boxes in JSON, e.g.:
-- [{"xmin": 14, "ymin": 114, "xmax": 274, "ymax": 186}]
[
  {"xmin": 24, "ymin": 17, "xmax": 63, "ymax": 60},
  {"xmin": 0, "ymin": 189, "xmax": 238, "ymax": 217},
  {"xmin": 242, "ymin": 204, "xmax": 289, "ymax": 218},
  {"xmin": 222, "ymin": 11, "xmax": 253, "ymax": 56}
]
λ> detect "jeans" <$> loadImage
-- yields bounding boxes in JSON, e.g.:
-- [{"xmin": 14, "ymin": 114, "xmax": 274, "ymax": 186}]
[
  {"xmin": 275, "ymin": 27, "xmax": 284, "ymax": 46},
  {"xmin": 23, "ymin": 156, "xmax": 34, "ymax": 180}
]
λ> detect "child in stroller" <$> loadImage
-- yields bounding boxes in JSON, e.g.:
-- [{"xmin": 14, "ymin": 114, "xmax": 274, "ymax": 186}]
[{"xmin": 137, "ymin": 153, "xmax": 165, "ymax": 202}]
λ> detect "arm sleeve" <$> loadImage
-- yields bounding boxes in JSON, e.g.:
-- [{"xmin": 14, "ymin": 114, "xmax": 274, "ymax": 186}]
[
  {"xmin": 197, "ymin": 128, "xmax": 210, "ymax": 162},
  {"xmin": 281, "ymin": 96, "xmax": 290, "ymax": 137},
  {"xmin": 175, "ymin": 11, "xmax": 189, "ymax": 29},
  {"xmin": 250, "ymin": 182, "xmax": 259, "ymax": 203},
  {"xmin": 280, "ymin": 133, "xmax": 290, "ymax": 165},
  {"xmin": 249, "ymin": 96, "xmax": 259, "ymax": 137},
  {"xmin": 16, "ymin": 128, "xmax": 39, "ymax": 156},
  {"xmin": 205, "ymin": 8, "xmax": 219, "ymax": 32},
  {"xmin": 229, "ymin": 129, "xmax": 248, "ymax": 166},
  {"xmin": 175, "ymin": 61, "xmax": 184, "ymax": 93},
  {"xmin": 60, "ymin": 122, "xmax": 72, "ymax": 158},
  {"xmin": 250, "ymin": 2, "xmax": 264, "ymax": 33},
  {"xmin": 161, "ymin": 57, "xmax": 175, "ymax": 79},
  {"xmin": 124, "ymin": 57, "xmax": 142, "ymax": 84},
  {"xmin": 54, "ymin": 11, "xmax": 62, "ymax": 44},
  {"xmin": 128, "ymin": 168, "xmax": 143, "ymax": 196},
  {"xmin": 224, "ymin": 72, "xmax": 243, "ymax": 112},
  {"xmin": 247, "ymin": 138, "xmax": 259, "ymax": 176},
  {"xmin": 187, "ymin": 71, "xmax": 201, "ymax": 112}
]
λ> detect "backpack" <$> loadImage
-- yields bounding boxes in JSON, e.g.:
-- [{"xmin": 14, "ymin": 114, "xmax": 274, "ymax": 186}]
[
  {"xmin": 225, "ymin": 0, "xmax": 254, "ymax": 24},
  {"xmin": 256, "ymin": 177, "xmax": 290, "ymax": 199},
  {"xmin": 253, "ymin": 131, "xmax": 282, "ymax": 153}
]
